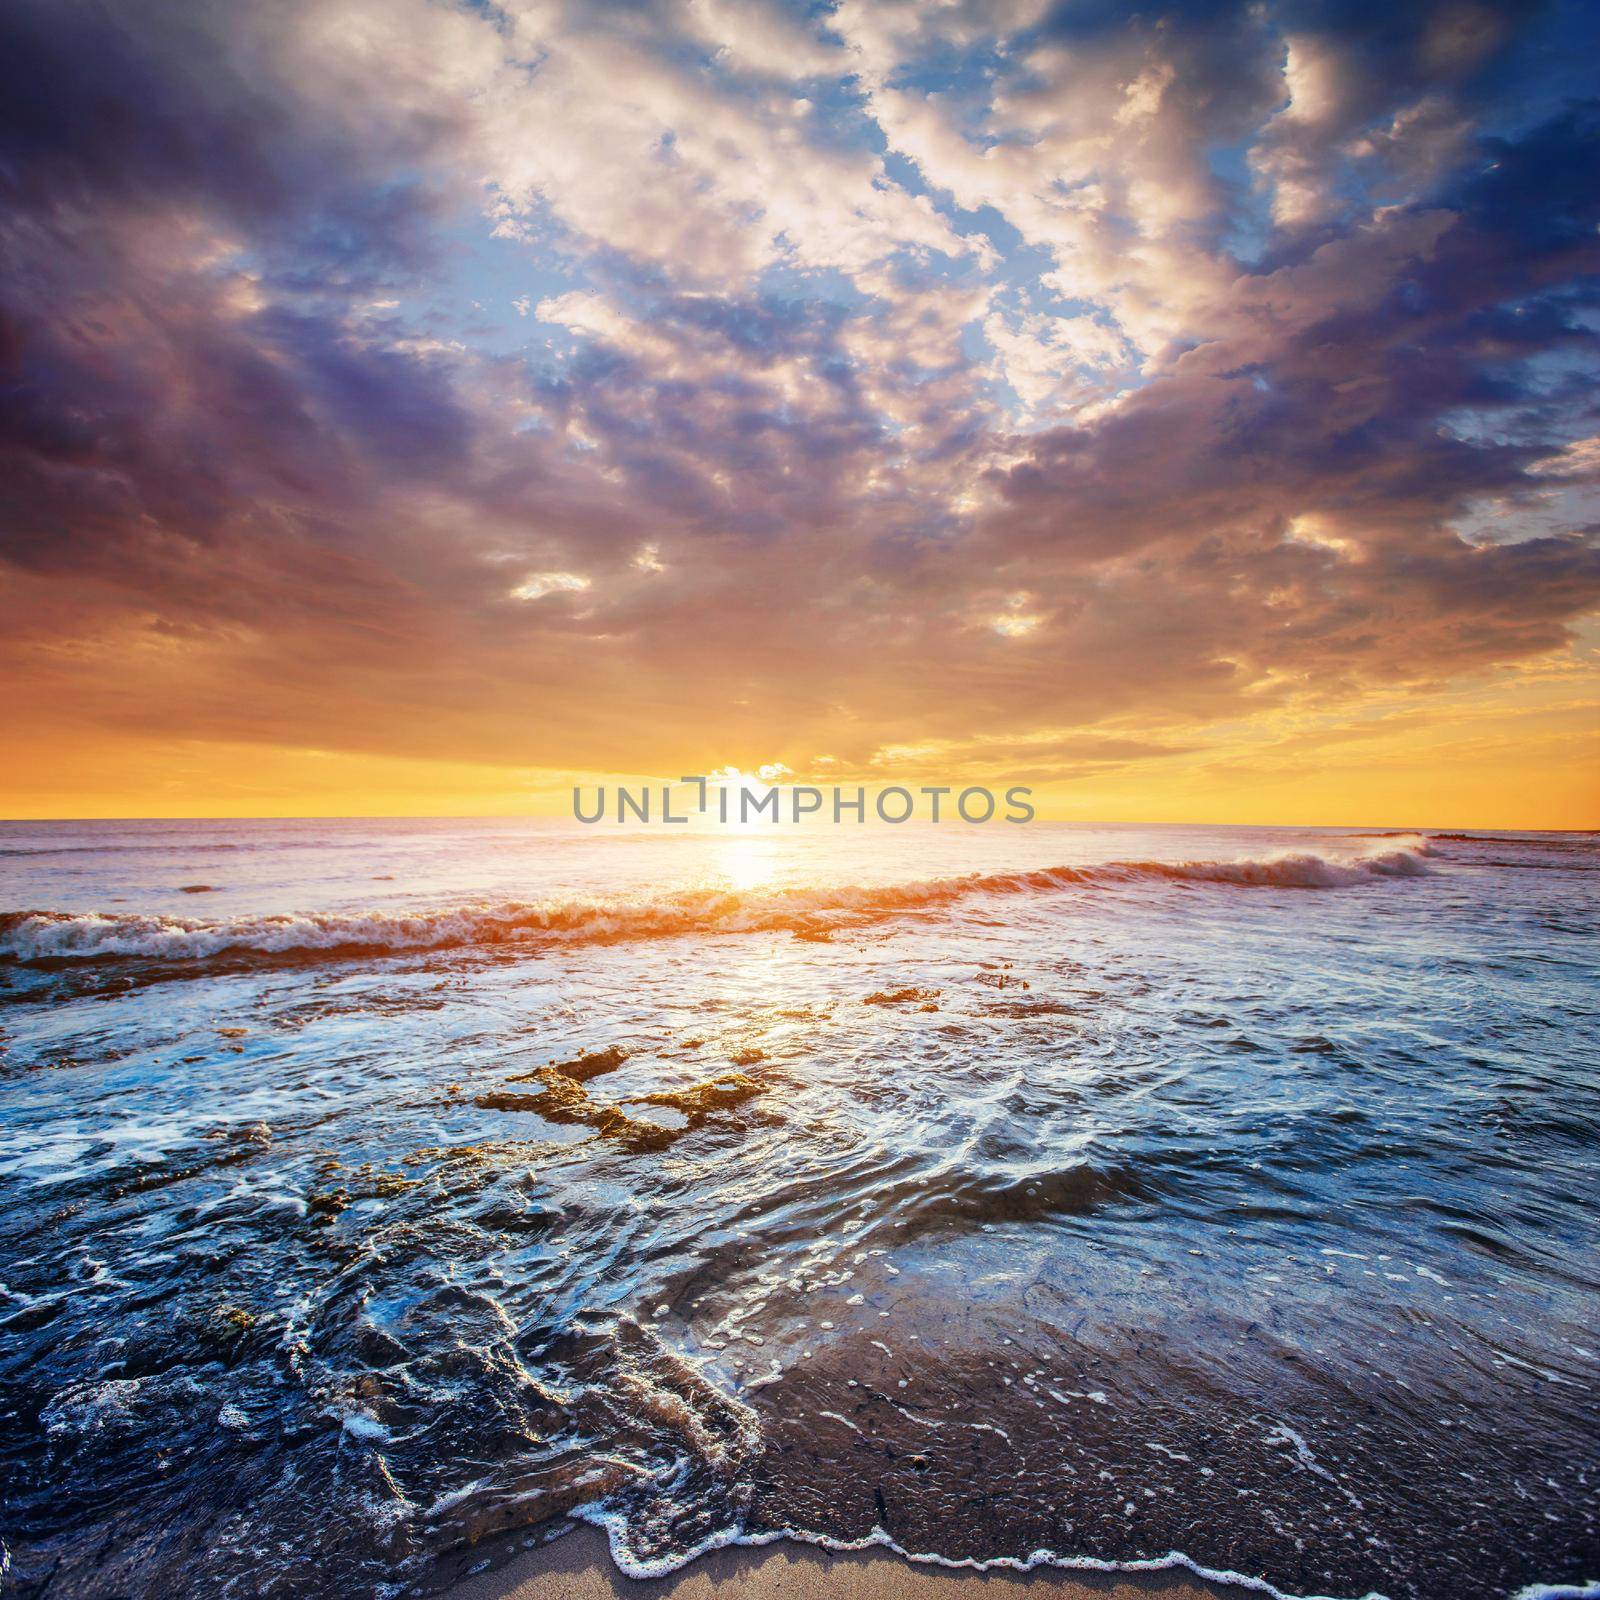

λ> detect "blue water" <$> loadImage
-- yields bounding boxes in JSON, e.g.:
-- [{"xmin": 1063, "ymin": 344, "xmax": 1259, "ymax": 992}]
[{"xmin": 0, "ymin": 820, "xmax": 1596, "ymax": 1599}]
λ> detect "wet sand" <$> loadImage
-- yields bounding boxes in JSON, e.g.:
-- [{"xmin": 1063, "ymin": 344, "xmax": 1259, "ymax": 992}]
[{"xmin": 440, "ymin": 1526, "xmax": 1247, "ymax": 1600}]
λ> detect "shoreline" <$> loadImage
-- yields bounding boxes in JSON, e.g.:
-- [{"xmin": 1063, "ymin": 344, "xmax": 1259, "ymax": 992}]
[{"xmin": 435, "ymin": 1525, "xmax": 1265, "ymax": 1600}]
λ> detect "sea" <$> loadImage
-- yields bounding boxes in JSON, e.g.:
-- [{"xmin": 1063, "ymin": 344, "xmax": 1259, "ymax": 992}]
[{"xmin": 0, "ymin": 817, "xmax": 1596, "ymax": 1600}]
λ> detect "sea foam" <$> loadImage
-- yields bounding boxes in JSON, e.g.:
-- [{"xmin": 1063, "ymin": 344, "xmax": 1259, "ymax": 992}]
[{"xmin": 0, "ymin": 841, "xmax": 1434, "ymax": 964}]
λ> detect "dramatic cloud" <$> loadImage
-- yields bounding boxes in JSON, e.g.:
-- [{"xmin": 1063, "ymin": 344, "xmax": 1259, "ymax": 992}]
[{"xmin": 1, "ymin": 0, "xmax": 1596, "ymax": 815}]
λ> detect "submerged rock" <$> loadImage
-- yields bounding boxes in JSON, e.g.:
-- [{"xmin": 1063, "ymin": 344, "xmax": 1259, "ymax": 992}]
[
  {"xmin": 862, "ymin": 987, "xmax": 939, "ymax": 1007},
  {"xmin": 544, "ymin": 1045, "xmax": 629, "ymax": 1082},
  {"xmin": 306, "ymin": 1188, "xmax": 349, "ymax": 1224},
  {"xmin": 630, "ymin": 1073, "xmax": 765, "ymax": 1125},
  {"xmin": 478, "ymin": 1067, "xmax": 593, "ymax": 1123},
  {"xmin": 475, "ymin": 1060, "xmax": 763, "ymax": 1154},
  {"xmin": 592, "ymin": 1106, "xmax": 681, "ymax": 1153}
]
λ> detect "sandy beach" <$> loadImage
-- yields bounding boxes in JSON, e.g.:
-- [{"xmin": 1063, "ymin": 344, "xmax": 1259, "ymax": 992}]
[{"xmin": 440, "ymin": 1527, "xmax": 1240, "ymax": 1600}]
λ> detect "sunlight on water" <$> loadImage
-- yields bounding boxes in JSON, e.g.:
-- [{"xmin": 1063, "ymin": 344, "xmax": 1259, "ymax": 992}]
[{"xmin": 711, "ymin": 831, "xmax": 787, "ymax": 894}]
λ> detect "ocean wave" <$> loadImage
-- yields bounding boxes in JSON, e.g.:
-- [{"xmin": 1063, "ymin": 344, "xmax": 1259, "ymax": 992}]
[
  {"xmin": 578, "ymin": 1507, "xmax": 1396, "ymax": 1600},
  {"xmin": 1429, "ymin": 832, "xmax": 1577, "ymax": 846},
  {"xmin": 0, "ymin": 842, "xmax": 249, "ymax": 858},
  {"xmin": 0, "ymin": 843, "xmax": 1434, "ymax": 965}
]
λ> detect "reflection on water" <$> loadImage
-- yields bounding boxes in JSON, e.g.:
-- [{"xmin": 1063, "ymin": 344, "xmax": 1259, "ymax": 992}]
[
  {"xmin": 714, "ymin": 830, "xmax": 786, "ymax": 894},
  {"xmin": 0, "ymin": 821, "xmax": 1596, "ymax": 1600}
]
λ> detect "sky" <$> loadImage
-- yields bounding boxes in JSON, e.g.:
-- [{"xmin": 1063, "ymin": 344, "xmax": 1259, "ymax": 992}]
[{"xmin": 1, "ymin": 0, "xmax": 1598, "ymax": 826}]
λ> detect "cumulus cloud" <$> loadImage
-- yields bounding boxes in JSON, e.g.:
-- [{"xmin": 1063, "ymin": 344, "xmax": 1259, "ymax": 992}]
[{"xmin": 0, "ymin": 0, "xmax": 1596, "ymax": 794}]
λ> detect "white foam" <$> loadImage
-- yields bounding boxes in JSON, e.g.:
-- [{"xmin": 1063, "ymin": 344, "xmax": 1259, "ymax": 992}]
[
  {"xmin": 571, "ymin": 1502, "xmax": 1395, "ymax": 1599},
  {"xmin": 340, "ymin": 1410, "xmax": 392, "ymax": 1442},
  {"xmin": 0, "ymin": 840, "xmax": 1438, "ymax": 965},
  {"xmin": 576, "ymin": 1499, "xmax": 1595, "ymax": 1600}
]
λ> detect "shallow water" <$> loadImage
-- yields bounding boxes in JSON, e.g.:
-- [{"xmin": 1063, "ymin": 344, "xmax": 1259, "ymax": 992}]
[{"xmin": 1, "ymin": 819, "xmax": 1597, "ymax": 1599}]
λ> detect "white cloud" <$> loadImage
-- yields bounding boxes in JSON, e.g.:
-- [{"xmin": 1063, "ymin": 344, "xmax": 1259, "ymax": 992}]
[{"xmin": 510, "ymin": 571, "xmax": 591, "ymax": 600}]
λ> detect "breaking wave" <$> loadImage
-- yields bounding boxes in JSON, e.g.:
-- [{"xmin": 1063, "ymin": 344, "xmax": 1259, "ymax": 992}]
[{"xmin": 0, "ymin": 842, "xmax": 1434, "ymax": 966}]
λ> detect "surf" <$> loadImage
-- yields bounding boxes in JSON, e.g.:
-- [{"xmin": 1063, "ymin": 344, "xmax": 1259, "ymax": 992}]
[{"xmin": 0, "ymin": 840, "xmax": 1436, "ymax": 967}]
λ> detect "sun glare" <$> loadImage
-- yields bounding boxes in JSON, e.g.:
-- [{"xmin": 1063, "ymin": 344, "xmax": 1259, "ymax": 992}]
[{"xmin": 717, "ymin": 831, "xmax": 782, "ymax": 893}]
